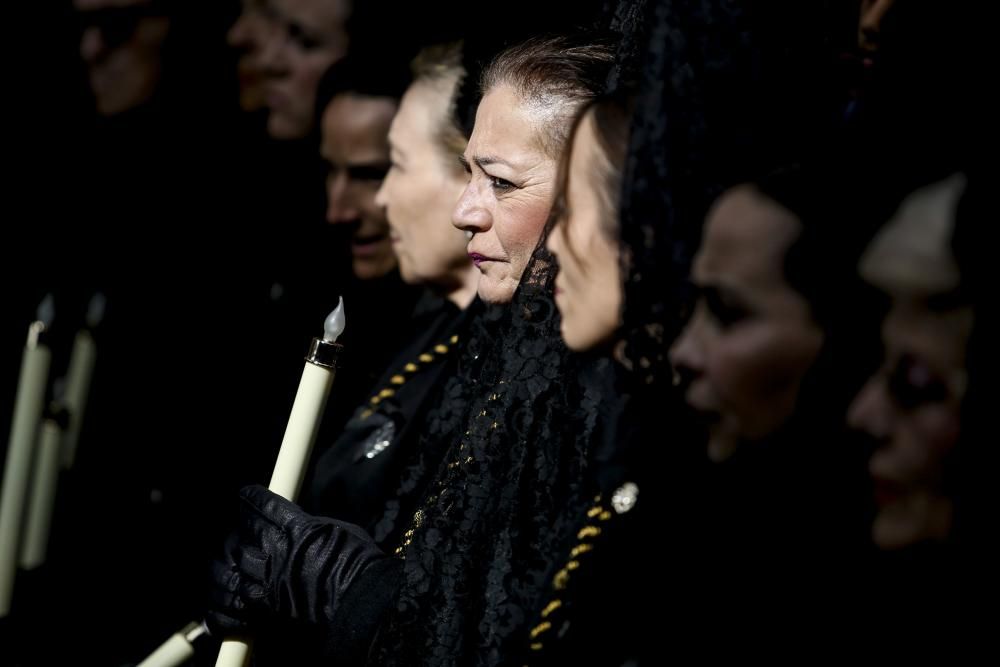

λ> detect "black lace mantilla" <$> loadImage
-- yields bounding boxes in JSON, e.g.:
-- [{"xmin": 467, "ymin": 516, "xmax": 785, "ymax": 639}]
[{"xmin": 368, "ymin": 246, "xmax": 613, "ymax": 666}]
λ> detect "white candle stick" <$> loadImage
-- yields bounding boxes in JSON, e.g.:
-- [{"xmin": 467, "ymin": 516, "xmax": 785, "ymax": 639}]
[
  {"xmin": 0, "ymin": 295, "xmax": 55, "ymax": 617},
  {"xmin": 61, "ymin": 292, "xmax": 103, "ymax": 469},
  {"xmin": 217, "ymin": 297, "xmax": 345, "ymax": 667},
  {"xmin": 136, "ymin": 299, "xmax": 346, "ymax": 667},
  {"xmin": 137, "ymin": 622, "xmax": 209, "ymax": 667},
  {"xmin": 19, "ymin": 398, "xmax": 66, "ymax": 570}
]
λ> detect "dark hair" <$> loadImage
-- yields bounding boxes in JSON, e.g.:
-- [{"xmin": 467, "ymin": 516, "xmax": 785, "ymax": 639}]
[
  {"xmin": 480, "ymin": 34, "xmax": 614, "ymax": 158},
  {"xmin": 752, "ymin": 165, "xmax": 884, "ymax": 332},
  {"xmin": 314, "ymin": 51, "xmax": 412, "ymax": 120}
]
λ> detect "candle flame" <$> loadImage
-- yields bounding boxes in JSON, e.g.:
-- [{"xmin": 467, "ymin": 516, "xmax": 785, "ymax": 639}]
[
  {"xmin": 36, "ymin": 293, "xmax": 55, "ymax": 328},
  {"xmin": 323, "ymin": 297, "xmax": 346, "ymax": 342},
  {"xmin": 86, "ymin": 292, "xmax": 107, "ymax": 329}
]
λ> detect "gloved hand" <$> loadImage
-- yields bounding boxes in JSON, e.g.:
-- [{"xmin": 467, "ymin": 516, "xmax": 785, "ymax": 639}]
[{"xmin": 206, "ymin": 484, "xmax": 388, "ymax": 638}]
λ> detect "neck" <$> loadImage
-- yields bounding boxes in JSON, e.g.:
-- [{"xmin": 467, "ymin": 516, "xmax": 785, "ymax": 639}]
[{"xmin": 439, "ymin": 263, "xmax": 480, "ymax": 309}]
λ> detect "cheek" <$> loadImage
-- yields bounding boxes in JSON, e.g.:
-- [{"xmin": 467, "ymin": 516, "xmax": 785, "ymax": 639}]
[
  {"xmin": 295, "ymin": 53, "xmax": 332, "ymax": 90},
  {"xmin": 892, "ymin": 407, "xmax": 961, "ymax": 478},
  {"xmin": 497, "ymin": 204, "xmax": 548, "ymax": 259},
  {"xmin": 708, "ymin": 322, "xmax": 822, "ymax": 412}
]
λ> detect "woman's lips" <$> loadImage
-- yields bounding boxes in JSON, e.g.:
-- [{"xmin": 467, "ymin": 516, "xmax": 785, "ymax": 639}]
[
  {"xmin": 468, "ymin": 252, "xmax": 497, "ymax": 268},
  {"xmin": 352, "ymin": 233, "xmax": 389, "ymax": 257}
]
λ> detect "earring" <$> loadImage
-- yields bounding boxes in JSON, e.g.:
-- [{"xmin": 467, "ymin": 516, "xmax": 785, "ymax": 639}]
[{"xmin": 465, "ymin": 230, "xmax": 474, "ymax": 240}]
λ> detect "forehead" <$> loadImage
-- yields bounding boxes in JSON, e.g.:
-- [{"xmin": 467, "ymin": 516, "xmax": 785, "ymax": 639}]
[
  {"xmin": 467, "ymin": 84, "xmax": 549, "ymax": 167},
  {"xmin": 883, "ymin": 298, "xmax": 973, "ymax": 365},
  {"xmin": 74, "ymin": 0, "xmax": 150, "ymax": 9},
  {"xmin": 272, "ymin": 0, "xmax": 349, "ymax": 29},
  {"xmin": 695, "ymin": 186, "xmax": 800, "ymax": 282},
  {"xmin": 566, "ymin": 113, "xmax": 604, "ymax": 194},
  {"xmin": 392, "ymin": 81, "xmax": 446, "ymax": 142},
  {"xmin": 322, "ymin": 94, "xmax": 396, "ymax": 155}
]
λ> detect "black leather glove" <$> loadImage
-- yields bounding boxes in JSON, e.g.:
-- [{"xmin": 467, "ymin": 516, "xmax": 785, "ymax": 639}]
[{"xmin": 206, "ymin": 484, "xmax": 389, "ymax": 639}]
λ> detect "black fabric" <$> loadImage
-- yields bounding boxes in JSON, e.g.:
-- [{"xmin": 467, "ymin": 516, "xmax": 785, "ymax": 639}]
[
  {"xmin": 326, "ymin": 558, "xmax": 404, "ymax": 665},
  {"xmin": 368, "ymin": 247, "xmax": 616, "ymax": 666},
  {"xmin": 304, "ymin": 290, "xmax": 472, "ymax": 541}
]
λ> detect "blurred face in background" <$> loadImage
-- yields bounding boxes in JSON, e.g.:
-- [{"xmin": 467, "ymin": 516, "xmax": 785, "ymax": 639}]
[
  {"xmin": 857, "ymin": 0, "xmax": 898, "ymax": 60},
  {"xmin": 375, "ymin": 78, "xmax": 474, "ymax": 300},
  {"xmin": 321, "ymin": 93, "xmax": 398, "ymax": 280},
  {"xmin": 547, "ymin": 110, "xmax": 622, "ymax": 351},
  {"xmin": 74, "ymin": 0, "xmax": 170, "ymax": 116},
  {"xmin": 848, "ymin": 174, "xmax": 970, "ymax": 550},
  {"xmin": 260, "ymin": 0, "xmax": 350, "ymax": 139},
  {"xmin": 669, "ymin": 186, "xmax": 824, "ymax": 463},
  {"xmin": 227, "ymin": 0, "xmax": 278, "ymax": 112}
]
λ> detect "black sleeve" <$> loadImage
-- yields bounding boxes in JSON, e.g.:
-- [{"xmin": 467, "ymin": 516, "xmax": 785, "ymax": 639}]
[{"xmin": 323, "ymin": 557, "xmax": 404, "ymax": 664}]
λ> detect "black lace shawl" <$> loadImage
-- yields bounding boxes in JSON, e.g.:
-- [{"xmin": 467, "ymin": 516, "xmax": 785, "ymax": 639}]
[{"xmin": 366, "ymin": 242, "xmax": 614, "ymax": 665}]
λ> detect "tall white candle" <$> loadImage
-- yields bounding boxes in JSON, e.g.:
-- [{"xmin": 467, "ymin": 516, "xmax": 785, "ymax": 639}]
[
  {"xmin": 61, "ymin": 292, "xmax": 103, "ymax": 469},
  {"xmin": 0, "ymin": 296, "xmax": 54, "ymax": 617},
  {"xmin": 217, "ymin": 297, "xmax": 345, "ymax": 667},
  {"xmin": 137, "ymin": 621, "xmax": 208, "ymax": 667},
  {"xmin": 137, "ymin": 299, "xmax": 346, "ymax": 667},
  {"xmin": 19, "ymin": 403, "xmax": 65, "ymax": 570}
]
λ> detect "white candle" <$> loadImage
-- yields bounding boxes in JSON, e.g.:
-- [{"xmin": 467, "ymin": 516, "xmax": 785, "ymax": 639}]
[
  {"xmin": 217, "ymin": 298, "xmax": 345, "ymax": 667},
  {"xmin": 137, "ymin": 622, "xmax": 208, "ymax": 667},
  {"xmin": 138, "ymin": 299, "xmax": 345, "ymax": 667},
  {"xmin": 0, "ymin": 296, "xmax": 54, "ymax": 618},
  {"xmin": 61, "ymin": 292, "xmax": 103, "ymax": 469},
  {"xmin": 19, "ymin": 404, "xmax": 65, "ymax": 570},
  {"xmin": 268, "ymin": 298, "xmax": 345, "ymax": 499}
]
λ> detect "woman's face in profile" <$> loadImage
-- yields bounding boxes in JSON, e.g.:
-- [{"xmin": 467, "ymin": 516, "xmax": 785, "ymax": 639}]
[
  {"xmin": 452, "ymin": 83, "xmax": 560, "ymax": 304},
  {"xmin": 848, "ymin": 174, "xmax": 970, "ymax": 550},
  {"xmin": 260, "ymin": 0, "xmax": 350, "ymax": 140},
  {"xmin": 547, "ymin": 111, "xmax": 622, "ymax": 351},
  {"xmin": 669, "ymin": 186, "xmax": 823, "ymax": 463},
  {"xmin": 375, "ymin": 79, "xmax": 471, "ymax": 290},
  {"xmin": 75, "ymin": 0, "xmax": 171, "ymax": 117}
]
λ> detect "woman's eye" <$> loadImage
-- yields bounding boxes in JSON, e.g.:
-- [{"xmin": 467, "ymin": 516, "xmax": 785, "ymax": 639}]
[
  {"xmin": 287, "ymin": 25, "xmax": 322, "ymax": 50},
  {"xmin": 489, "ymin": 176, "xmax": 515, "ymax": 193},
  {"xmin": 703, "ymin": 288, "xmax": 749, "ymax": 329}
]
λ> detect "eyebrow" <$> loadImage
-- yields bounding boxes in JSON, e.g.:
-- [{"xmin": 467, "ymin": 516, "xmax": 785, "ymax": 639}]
[{"xmin": 458, "ymin": 154, "xmax": 515, "ymax": 172}]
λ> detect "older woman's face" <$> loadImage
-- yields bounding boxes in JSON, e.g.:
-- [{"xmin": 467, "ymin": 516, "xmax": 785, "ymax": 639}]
[
  {"xmin": 848, "ymin": 174, "xmax": 970, "ymax": 550},
  {"xmin": 374, "ymin": 80, "xmax": 471, "ymax": 290},
  {"xmin": 669, "ymin": 186, "xmax": 824, "ymax": 463},
  {"xmin": 452, "ymin": 84, "xmax": 559, "ymax": 303},
  {"xmin": 547, "ymin": 111, "xmax": 622, "ymax": 351},
  {"xmin": 260, "ymin": 0, "xmax": 350, "ymax": 139}
]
